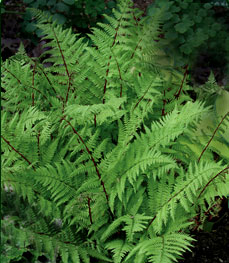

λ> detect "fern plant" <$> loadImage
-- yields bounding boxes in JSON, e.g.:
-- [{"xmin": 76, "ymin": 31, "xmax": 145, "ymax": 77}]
[{"xmin": 1, "ymin": 0, "xmax": 229, "ymax": 262}]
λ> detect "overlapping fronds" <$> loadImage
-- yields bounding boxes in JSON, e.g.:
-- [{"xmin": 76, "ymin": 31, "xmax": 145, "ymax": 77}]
[{"xmin": 1, "ymin": 0, "xmax": 228, "ymax": 262}]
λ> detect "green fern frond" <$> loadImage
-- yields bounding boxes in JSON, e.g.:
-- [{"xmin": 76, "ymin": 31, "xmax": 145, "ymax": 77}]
[
  {"xmin": 125, "ymin": 233, "xmax": 195, "ymax": 263},
  {"xmin": 105, "ymin": 239, "xmax": 134, "ymax": 263},
  {"xmin": 2, "ymin": 0, "xmax": 229, "ymax": 262}
]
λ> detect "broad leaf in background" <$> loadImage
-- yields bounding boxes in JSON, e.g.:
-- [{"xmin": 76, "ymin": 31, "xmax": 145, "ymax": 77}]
[{"xmin": 214, "ymin": 89, "xmax": 229, "ymax": 144}]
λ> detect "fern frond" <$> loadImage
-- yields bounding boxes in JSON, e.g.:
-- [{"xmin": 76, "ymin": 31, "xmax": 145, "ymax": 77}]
[
  {"xmin": 125, "ymin": 233, "xmax": 194, "ymax": 263},
  {"xmin": 105, "ymin": 239, "xmax": 134, "ymax": 263}
]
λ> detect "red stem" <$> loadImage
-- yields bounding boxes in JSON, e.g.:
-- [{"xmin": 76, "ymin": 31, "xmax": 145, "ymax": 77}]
[
  {"xmin": 174, "ymin": 64, "xmax": 189, "ymax": 100},
  {"xmin": 88, "ymin": 197, "xmax": 93, "ymax": 224},
  {"xmin": 1, "ymin": 135, "xmax": 36, "ymax": 171},
  {"xmin": 198, "ymin": 112, "xmax": 229, "ymax": 163}
]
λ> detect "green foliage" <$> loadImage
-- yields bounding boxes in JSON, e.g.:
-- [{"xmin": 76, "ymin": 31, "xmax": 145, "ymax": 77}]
[
  {"xmin": 17, "ymin": 0, "xmax": 117, "ymax": 44},
  {"xmin": 177, "ymin": 72, "xmax": 229, "ymax": 170},
  {"xmin": 147, "ymin": 0, "xmax": 229, "ymax": 67},
  {"xmin": 1, "ymin": 0, "xmax": 229, "ymax": 262}
]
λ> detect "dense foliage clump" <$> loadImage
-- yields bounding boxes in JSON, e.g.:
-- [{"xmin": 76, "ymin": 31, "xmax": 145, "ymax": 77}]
[{"xmin": 1, "ymin": 0, "xmax": 229, "ymax": 262}]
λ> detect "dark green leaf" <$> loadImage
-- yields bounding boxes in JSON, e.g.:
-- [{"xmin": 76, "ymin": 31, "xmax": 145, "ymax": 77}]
[
  {"xmin": 47, "ymin": 0, "xmax": 56, "ymax": 6},
  {"xmin": 23, "ymin": 9, "xmax": 33, "ymax": 20},
  {"xmin": 63, "ymin": 0, "xmax": 75, "ymax": 5},
  {"xmin": 186, "ymin": 28, "xmax": 194, "ymax": 36},
  {"xmin": 204, "ymin": 3, "xmax": 212, "ymax": 9},
  {"xmin": 56, "ymin": 2, "xmax": 70, "ymax": 13},
  {"xmin": 31, "ymin": 2, "xmax": 39, "ymax": 8},
  {"xmin": 165, "ymin": 31, "xmax": 178, "ymax": 40},
  {"xmin": 175, "ymin": 23, "xmax": 188, "ymax": 34},
  {"xmin": 198, "ymin": 9, "xmax": 207, "ymax": 17},
  {"xmin": 212, "ymin": 23, "xmax": 221, "ymax": 31},
  {"xmin": 25, "ymin": 22, "xmax": 37, "ymax": 32},
  {"xmin": 180, "ymin": 2, "xmax": 188, "ymax": 9},
  {"xmin": 164, "ymin": 12, "xmax": 173, "ymax": 21},
  {"xmin": 191, "ymin": 39, "xmax": 201, "ymax": 48},
  {"xmin": 209, "ymin": 30, "xmax": 216, "ymax": 37},
  {"xmin": 52, "ymin": 13, "xmax": 67, "ymax": 25},
  {"xmin": 35, "ymin": 28, "xmax": 44, "ymax": 37},
  {"xmin": 23, "ymin": 0, "xmax": 34, "ymax": 4},
  {"xmin": 90, "ymin": 10, "xmax": 98, "ymax": 17},
  {"xmin": 170, "ymin": 5, "xmax": 181, "ymax": 13},
  {"xmin": 171, "ymin": 14, "xmax": 180, "ymax": 23},
  {"xmin": 37, "ymin": 0, "xmax": 47, "ymax": 6},
  {"xmin": 194, "ymin": 16, "xmax": 202, "ymax": 23},
  {"xmin": 96, "ymin": 2, "xmax": 105, "ymax": 10},
  {"xmin": 180, "ymin": 44, "xmax": 192, "ymax": 54},
  {"xmin": 107, "ymin": 1, "xmax": 116, "ymax": 8}
]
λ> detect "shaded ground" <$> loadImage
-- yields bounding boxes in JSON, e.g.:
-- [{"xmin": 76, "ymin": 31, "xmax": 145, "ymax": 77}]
[{"xmin": 180, "ymin": 199, "xmax": 229, "ymax": 263}]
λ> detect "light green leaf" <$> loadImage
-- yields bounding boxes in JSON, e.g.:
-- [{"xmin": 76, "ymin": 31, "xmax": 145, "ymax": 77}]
[{"xmin": 214, "ymin": 90, "xmax": 229, "ymax": 144}]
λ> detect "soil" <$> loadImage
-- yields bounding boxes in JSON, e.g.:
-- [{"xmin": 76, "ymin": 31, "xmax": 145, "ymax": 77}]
[
  {"xmin": 180, "ymin": 199, "xmax": 229, "ymax": 263},
  {"xmin": 1, "ymin": 1, "xmax": 229, "ymax": 262}
]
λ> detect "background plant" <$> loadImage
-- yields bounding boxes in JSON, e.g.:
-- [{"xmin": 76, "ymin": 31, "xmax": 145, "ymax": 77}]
[
  {"xmin": 1, "ymin": 0, "xmax": 117, "ymax": 46},
  {"xmin": 146, "ymin": 0, "xmax": 229, "ymax": 70}
]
